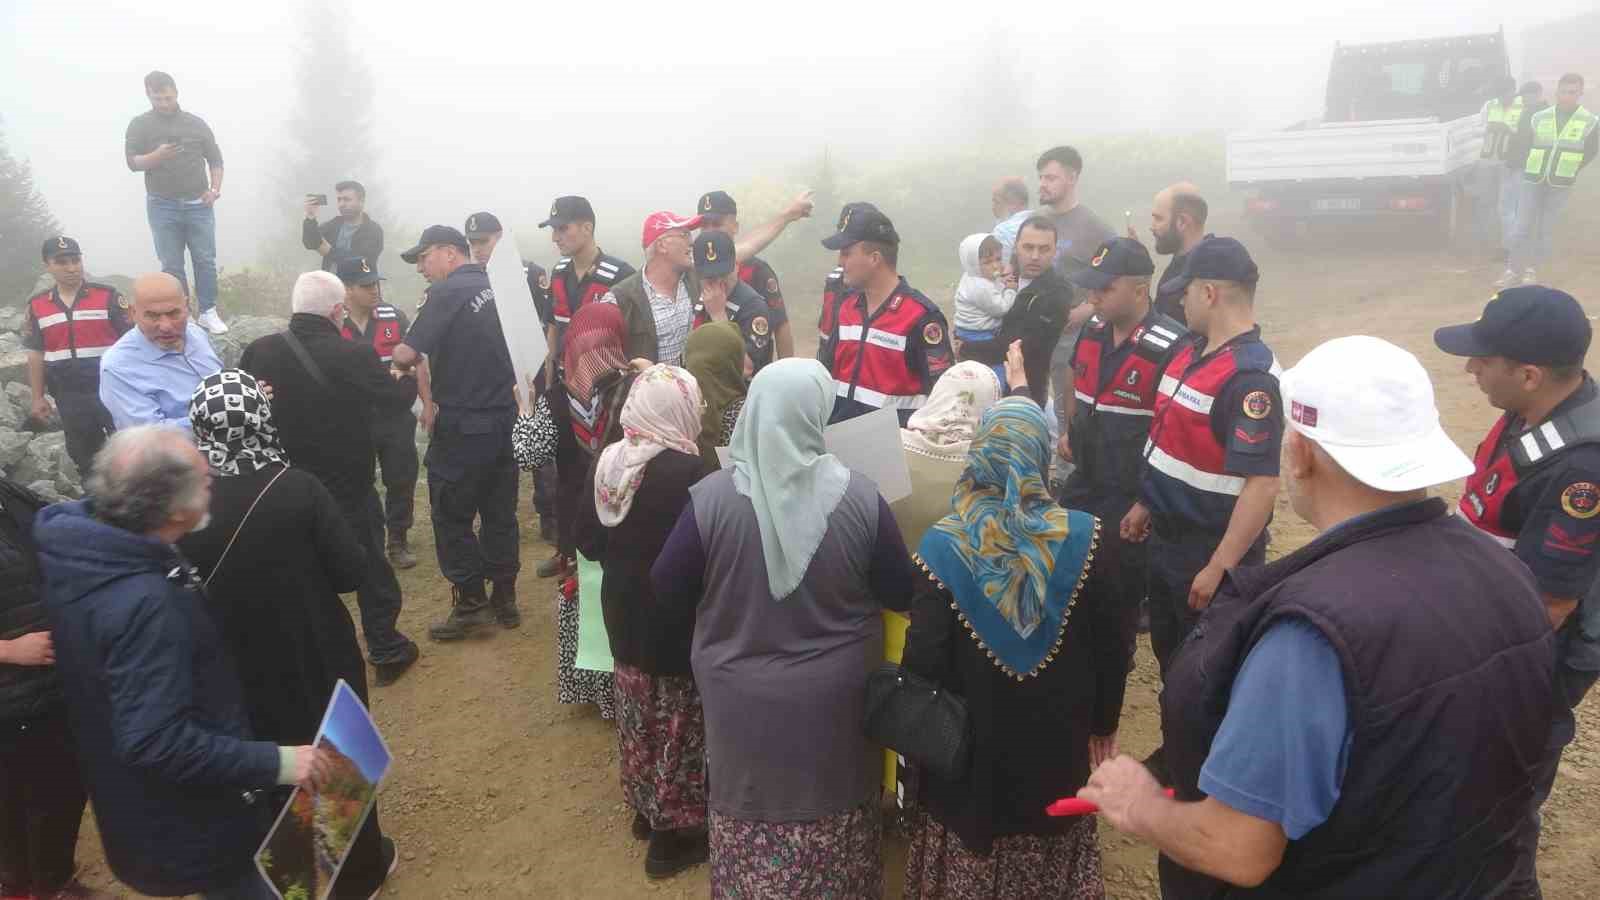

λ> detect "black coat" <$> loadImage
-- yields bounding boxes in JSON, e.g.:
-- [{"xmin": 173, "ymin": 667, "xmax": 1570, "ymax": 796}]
[
  {"xmin": 574, "ymin": 449, "xmax": 704, "ymax": 675},
  {"xmin": 994, "ymin": 269, "xmax": 1072, "ymax": 407},
  {"xmin": 0, "ymin": 478, "xmax": 55, "ymax": 725},
  {"xmin": 241, "ymin": 314, "xmax": 417, "ymax": 509},
  {"xmin": 901, "ymin": 547, "xmax": 1127, "ymax": 854},
  {"xmin": 179, "ymin": 466, "xmax": 367, "ymax": 746},
  {"xmin": 303, "ymin": 215, "xmax": 384, "ymax": 272}
]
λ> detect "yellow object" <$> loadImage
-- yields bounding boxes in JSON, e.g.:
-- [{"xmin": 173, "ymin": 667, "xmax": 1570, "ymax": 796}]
[{"xmin": 881, "ymin": 610, "xmax": 911, "ymax": 796}]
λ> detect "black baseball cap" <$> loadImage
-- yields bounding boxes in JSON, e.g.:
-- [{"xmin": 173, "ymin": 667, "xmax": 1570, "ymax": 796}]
[
  {"xmin": 695, "ymin": 230, "xmax": 736, "ymax": 278},
  {"xmin": 698, "ymin": 191, "xmax": 736, "ymax": 217},
  {"xmin": 335, "ymin": 256, "xmax": 385, "ymax": 286},
  {"xmin": 539, "ymin": 196, "xmax": 596, "ymax": 229},
  {"xmin": 833, "ymin": 201, "xmax": 879, "ymax": 232},
  {"xmin": 1070, "ymin": 238, "xmax": 1156, "ymax": 290},
  {"xmin": 42, "ymin": 236, "xmax": 81, "ymax": 260},
  {"xmin": 1167, "ymin": 236, "xmax": 1259, "ymax": 293},
  {"xmin": 822, "ymin": 206, "xmax": 899, "ymax": 251},
  {"xmin": 464, "ymin": 212, "xmax": 502, "ymax": 239},
  {"xmin": 1434, "ymin": 286, "xmax": 1591, "ymax": 367},
  {"xmin": 399, "ymin": 225, "xmax": 470, "ymax": 264}
]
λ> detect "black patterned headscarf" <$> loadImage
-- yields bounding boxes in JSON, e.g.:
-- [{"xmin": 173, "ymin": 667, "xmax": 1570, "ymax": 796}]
[{"xmin": 189, "ymin": 369, "xmax": 289, "ymax": 476}]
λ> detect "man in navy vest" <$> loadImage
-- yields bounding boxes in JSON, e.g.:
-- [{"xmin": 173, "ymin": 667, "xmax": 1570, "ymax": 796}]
[
  {"xmin": 1435, "ymin": 285, "xmax": 1600, "ymax": 897},
  {"xmin": 1082, "ymin": 336, "xmax": 1555, "ymax": 898}
]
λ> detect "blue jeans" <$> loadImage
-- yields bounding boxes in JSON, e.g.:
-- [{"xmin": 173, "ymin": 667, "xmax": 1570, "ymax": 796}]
[
  {"xmin": 147, "ymin": 195, "xmax": 218, "ymax": 312},
  {"xmin": 1498, "ymin": 165, "xmax": 1522, "ymax": 250},
  {"xmin": 1510, "ymin": 181, "xmax": 1573, "ymax": 273}
]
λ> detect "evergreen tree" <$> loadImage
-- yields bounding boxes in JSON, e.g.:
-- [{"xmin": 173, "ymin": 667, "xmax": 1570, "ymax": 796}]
[
  {"xmin": 0, "ymin": 120, "xmax": 62, "ymax": 304},
  {"xmin": 265, "ymin": 0, "xmax": 382, "ymax": 269}
]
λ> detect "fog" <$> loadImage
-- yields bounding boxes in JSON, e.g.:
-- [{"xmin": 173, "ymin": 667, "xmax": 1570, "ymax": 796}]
[{"xmin": 4, "ymin": 0, "xmax": 1596, "ymax": 278}]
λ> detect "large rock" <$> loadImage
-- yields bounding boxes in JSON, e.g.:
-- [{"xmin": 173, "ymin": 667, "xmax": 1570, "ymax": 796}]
[
  {"xmin": 211, "ymin": 315, "xmax": 288, "ymax": 369},
  {"xmin": 14, "ymin": 431, "xmax": 68, "ymax": 489},
  {"xmin": 0, "ymin": 333, "xmax": 21, "ymax": 355},
  {"xmin": 3, "ymin": 382, "xmax": 29, "ymax": 409},
  {"xmin": 0, "ymin": 306, "xmax": 24, "ymax": 335},
  {"xmin": 0, "ymin": 428, "xmax": 32, "ymax": 470},
  {"xmin": 0, "ymin": 351, "xmax": 27, "ymax": 385},
  {"xmin": 27, "ymin": 480, "xmax": 63, "ymax": 504},
  {"xmin": 0, "ymin": 389, "xmax": 21, "ymax": 431},
  {"xmin": 55, "ymin": 449, "xmax": 82, "ymax": 498}
]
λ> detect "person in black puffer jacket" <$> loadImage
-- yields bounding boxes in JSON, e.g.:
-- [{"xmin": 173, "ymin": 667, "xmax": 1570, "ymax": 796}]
[{"xmin": 0, "ymin": 476, "xmax": 109, "ymax": 900}]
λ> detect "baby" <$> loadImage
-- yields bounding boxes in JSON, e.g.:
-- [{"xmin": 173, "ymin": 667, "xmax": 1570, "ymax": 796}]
[{"xmin": 953, "ymin": 233, "xmax": 1016, "ymax": 349}]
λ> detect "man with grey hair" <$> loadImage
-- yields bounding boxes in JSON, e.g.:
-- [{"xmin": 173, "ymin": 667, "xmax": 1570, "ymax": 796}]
[
  {"xmin": 37, "ymin": 426, "xmax": 332, "ymax": 900},
  {"xmin": 98, "ymin": 272, "xmax": 222, "ymax": 433},
  {"xmin": 241, "ymin": 271, "xmax": 421, "ymax": 685}
]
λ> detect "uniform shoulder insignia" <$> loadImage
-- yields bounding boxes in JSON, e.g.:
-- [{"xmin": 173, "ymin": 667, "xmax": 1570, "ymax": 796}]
[
  {"xmin": 540, "ymin": 272, "xmax": 551, "ymax": 289},
  {"xmin": 554, "ymin": 257, "xmax": 572, "ymax": 271},
  {"xmin": 116, "ymin": 292, "xmax": 131, "ymax": 309},
  {"xmin": 1242, "ymin": 390, "xmax": 1273, "ymax": 420},
  {"xmin": 751, "ymin": 316, "xmax": 770, "ymax": 337},
  {"xmin": 923, "ymin": 321, "xmax": 945, "ymax": 346},
  {"xmin": 1561, "ymin": 482, "xmax": 1600, "ymax": 519}
]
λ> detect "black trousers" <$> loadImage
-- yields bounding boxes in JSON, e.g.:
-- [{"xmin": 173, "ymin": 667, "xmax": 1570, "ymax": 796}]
[
  {"xmin": 0, "ymin": 710, "xmax": 86, "ymax": 896},
  {"xmin": 550, "ymin": 384, "xmax": 584, "ymax": 560},
  {"xmin": 53, "ymin": 388, "xmax": 115, "ymax": 477},
  {"xmin": 371, "ymin": 413, "xmax": 419, "ymax": 539},
  {"xmin": 1076, "ymin": 493, "xmax": 1147, "ymax": 675},
  {"xmin": 425, "ymin": 410, "xmax": 520, "ymax": 592},
  {"xmin": 337, "ymin": 487, "xmax": 411, "ymax": 663},
  {"xmin": 1147, "ymin": 525, "xmax": 1266, "ymax": 679},
  {"xmin": 1509, "ymin": 664, "xmax": 1599, "ymax": 899}
]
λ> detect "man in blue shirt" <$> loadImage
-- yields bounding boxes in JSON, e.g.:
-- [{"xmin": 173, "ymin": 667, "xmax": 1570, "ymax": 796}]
[
  {"xmin": 98, "ymin": 273, "xmax": 222, "ymax": 433},
  {"xmin": 1082, "ymin": 336, "xmax": 1554, "ymax": 897}
]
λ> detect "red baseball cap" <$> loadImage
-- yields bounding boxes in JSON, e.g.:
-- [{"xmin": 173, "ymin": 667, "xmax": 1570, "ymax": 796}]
[{"xmin": 641, "ymin": 211, "xmax": 703, "ymax": 249}]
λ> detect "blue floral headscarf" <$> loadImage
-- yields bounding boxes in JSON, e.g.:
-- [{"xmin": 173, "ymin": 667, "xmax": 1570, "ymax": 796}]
[{"xmin": 917, "ymin": 397, "xmax": 1097, "ymax": 678}]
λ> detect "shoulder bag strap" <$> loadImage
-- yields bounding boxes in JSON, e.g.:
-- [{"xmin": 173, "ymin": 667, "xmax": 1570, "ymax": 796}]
[
  {"xmin": 203, "ymin": 466, "xmax": 290, "ymax": 589},
  {"xmin": 280, "ymin": 330, "xmax": 330, "ymax": 389}
]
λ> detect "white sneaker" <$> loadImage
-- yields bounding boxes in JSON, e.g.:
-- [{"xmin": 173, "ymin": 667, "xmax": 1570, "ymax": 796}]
[
  {"xmin": 1522, "ymin": 268, "xmax": 1537, "ymax": 287},
  {"xmin": 1494, "ymin": 269, "xmax": 1520, "ymax": 290},
  {"xmin": 199, "ymin": 308, "xmax": 229, "ymax": 335}
]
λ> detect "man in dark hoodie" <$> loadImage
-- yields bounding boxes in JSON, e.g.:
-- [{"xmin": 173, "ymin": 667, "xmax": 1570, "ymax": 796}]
[{"xmin": 37, "ymin": 426, "xmax": 331, "ymax": 899}]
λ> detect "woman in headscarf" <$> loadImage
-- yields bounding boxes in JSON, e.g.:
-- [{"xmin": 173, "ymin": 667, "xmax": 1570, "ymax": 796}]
[
  {"xmin": 898, "ymin": 395, "xmax": 1127, "ymax": 900},
  {"xmin": 651, "ymin": 359, "xmax": 917, "ymax": 899},
  {"xmin": 894, "ymin": 361, "xmax": 1006, "ymax": 549},
  {"xmin": 179, "ymin": 370, "xmax": 399, "ymax": 898},
  {"xmin": 683, "ymin": 320, "xmax": 748, "ymax": 464},
  {"xmin": 548, "ymin": 301, "xmax": 639, "ymax": 719},
  {"xmin": 573, "ymin": 364, "xmax": 711, "ymax": 880}
]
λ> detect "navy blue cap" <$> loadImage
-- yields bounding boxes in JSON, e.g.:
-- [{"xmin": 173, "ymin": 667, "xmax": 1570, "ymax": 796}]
[
  {"xmin": 698, "ymin": 191, "xmax": 736, "ymax": 217},
  {"xmin": 822, "ymin": 206, "xmax": 898, "ymax": 251},
  {"xmin": 400, "ymin": 225, "xmax": 470, "ymax": 263},
  {"xmin": 464, "ymin": 212, "xmax": 502, "ymax": 238},
  {"xmin": 335, "ymin": 256, "xmax": 385, "ymax": 286},
  {"xmin": 695, "ymin": 230, "xmax": 736, "ymax": 278},
  {"xmin": 1070, "ymin": 238, "xmax": 1156, "ymax": 290},
  {"xmin": 1434, "ymin": 286, "xmax": 1591, "ymax": 367},
  {"xmin": 833, "ymin": 201, "xmax": 879, "ymax": 232},
  {"xmin": 42, "ymin": 236, "xmax": 80, "ymax": 260},
  {"xmin": 1167, "ymin": 236, "xmax": 1259, "ymax": 293},
  {"xmin": 539, "ymin": 196, "xmax": 596, "ymax": 229}
]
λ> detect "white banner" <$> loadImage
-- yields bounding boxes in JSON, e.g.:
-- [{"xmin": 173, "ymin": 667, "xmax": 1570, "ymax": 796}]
[
  {"xmin": 484, "ymin": 225, "xmax": 549, "ymax": 395},
  {"xmin": 716, "ymin": 407, "xmax": 913, "ymax": 502}
]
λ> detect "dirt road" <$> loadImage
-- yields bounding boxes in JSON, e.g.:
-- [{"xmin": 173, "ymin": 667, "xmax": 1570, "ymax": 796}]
[{"xmin": 70, "ymin": 231, "xmax": 1600, "ymax": 898}]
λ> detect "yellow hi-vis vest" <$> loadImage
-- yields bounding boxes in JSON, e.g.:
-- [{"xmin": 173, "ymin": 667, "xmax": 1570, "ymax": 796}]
[
  {"xmin": 1524, "ymin": 105, "xmax": 1597, "ymax": 187},
  {"xmin": 1481, "ymin": 96, "xmax": 1526, "ymax": 161}
]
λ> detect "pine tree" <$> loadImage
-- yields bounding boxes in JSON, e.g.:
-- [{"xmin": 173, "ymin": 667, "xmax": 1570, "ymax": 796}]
[
  {"xmin": 0, "ymin": 120, "xmax": 62, "ymax": 304},
  {"xmin": 264, "ymin": 0, "xmax": 382, "ymax": 269}
]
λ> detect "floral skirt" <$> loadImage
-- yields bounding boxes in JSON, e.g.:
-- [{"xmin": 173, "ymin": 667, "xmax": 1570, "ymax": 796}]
[
  {"xmin": 902, "ymin": 809, "xmax": 1103, "ymax": 899},
  {"xmin": 613, "ymin": 663, "xmax": 707, "ymax": 831},
  {"xmin": 556, "ymin": 588, "xmax": 614, "ymax": 719},
  {"xmin": 708, "ymin": 799, "xmax": 882, "ymax": 900}
]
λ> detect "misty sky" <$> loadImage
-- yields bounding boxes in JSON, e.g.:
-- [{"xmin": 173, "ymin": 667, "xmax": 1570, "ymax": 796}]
[{"xmin": 4, "ymin": 0, "xmax": 1596, "ymax": 279}]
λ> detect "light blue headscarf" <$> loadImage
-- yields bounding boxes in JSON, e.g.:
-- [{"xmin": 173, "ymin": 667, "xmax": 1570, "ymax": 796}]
[{"xmin": 728, "ymin": 359, "xmax": 852, "ymax": 601}]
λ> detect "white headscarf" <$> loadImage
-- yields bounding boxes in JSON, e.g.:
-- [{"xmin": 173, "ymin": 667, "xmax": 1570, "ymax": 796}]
[
  {"xmin": 592, "ymin": 365, "xmax": 702, "ymax": 526},
  {"xmin": 727, "ymin": 359, "xmax": 851, "ymax": 601},
  {"xmin": 900, "ymin": 362, "xmax": 1005, "ymax": 462}
]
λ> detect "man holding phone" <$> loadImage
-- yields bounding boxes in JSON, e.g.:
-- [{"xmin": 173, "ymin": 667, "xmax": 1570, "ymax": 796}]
[
  {"xmin": 125, "ymin": 70, "xmax": 228, "ymax": 335},
  {"xmin": 302, "ymin": 181, "xmax": 384, "ymax": 272}
]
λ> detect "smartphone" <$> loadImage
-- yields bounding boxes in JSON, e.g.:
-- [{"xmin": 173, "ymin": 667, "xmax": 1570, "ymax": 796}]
[{"xmin": 307, "ymin": 194, "xmax": 329, "ymax": 206}]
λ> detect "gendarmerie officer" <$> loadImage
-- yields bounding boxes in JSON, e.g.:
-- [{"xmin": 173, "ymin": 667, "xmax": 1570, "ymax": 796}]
[
  {"xmin": 690, "ymin": 230, "xmax": 775, "ymax": 374},
  {"xmin": 335, "ymin": 256, "xmax": 428, "ymax": 570},
  {"xmin": 819, "ymin": 207, "xmax": 954, "ymax": 424},
  {"xmin": 815, "ymin": 202, "xmax": 877, "ymax": 369},
  {"xmin": 1434, "ymin": 285, "xmax": 1600, "ymax": 896},
  {"xmin": 1059, "ymin": 237, "xmax": 1187, "ymax": 668},
  {"xmin": 394, "ymin": 225, "xmax": 521, "ymax": 639},
  {"xmin": 21, "ymin": 236, "xmax": 131, "ymax": 474},
  {"xmin": 695, "ymin": 190, "xmax": 793, "ymax": 359},
  {"xmin": 1121, "ymin": 237, "xmax": 1282, "ymax": 683}
]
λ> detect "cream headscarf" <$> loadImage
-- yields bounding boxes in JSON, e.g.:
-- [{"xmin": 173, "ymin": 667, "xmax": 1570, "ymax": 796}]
[{"xmin": 900, "ymin": 361, "xmax": 1004, "ymax": 462}]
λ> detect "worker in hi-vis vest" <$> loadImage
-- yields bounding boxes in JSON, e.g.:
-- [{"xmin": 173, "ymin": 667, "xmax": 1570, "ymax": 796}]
[
  {"xmin": 1476, "ymin": 76, "xmax": 1527, "ymax": 253},
  {"xmin": 1502, "ymin": 73, "xmax": 1597, "ymax": 289}
]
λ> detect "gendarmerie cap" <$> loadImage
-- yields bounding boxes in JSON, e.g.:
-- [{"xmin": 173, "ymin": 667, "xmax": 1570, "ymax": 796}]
[
  {"xmin": 694, "ymin": 230, "xmax": 736, "ymax": 278},
  {"xmin": 1433, "ymin": 285, "xmax": 1591, "ymax": 368},
  {"xmin": 821, "ymin": 207, "xmax": 899, "ymax": 251},
  {"xmin": 399, "ymin": 225, "xmax": 470, "ymax": 264},
  {"xmin": 335, "ymin": 256, "xmax": 385, "ymax": 286},
  {"xmin": 538, "ymin": 196, "xmax": 596, "ymax": 229},
  {"xmin": 697, "ymin": 191, "xmax": 737, "ymax": 217},
  {"xmin": 1070, "ymin": 237, "xmax": 1156, "ymax": 290},
  {"xmin": 1166, "ymin": 235, "xmax": 1259, "ymax": 294},
  {"xmin": 42, "ymin": 236, "xmax": 81, "ymax": 260},
  {"xmin": 464, "ymin": 212, "xmax": 503, "ymax": 239}
]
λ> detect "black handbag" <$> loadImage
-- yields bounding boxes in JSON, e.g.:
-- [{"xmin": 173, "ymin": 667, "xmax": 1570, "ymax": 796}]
[{"xmin": 863, "ymin": 663, "xmax": 971, "ymax": 780}]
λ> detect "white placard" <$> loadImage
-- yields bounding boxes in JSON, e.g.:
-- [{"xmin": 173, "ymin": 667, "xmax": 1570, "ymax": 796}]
[
  {"xmin": 484, "ymin": 225, "xmax": 548, "ymax": 393},
  {"xmin": 715, "ymin": 406, "xmax": 913, "ymax": 503}
]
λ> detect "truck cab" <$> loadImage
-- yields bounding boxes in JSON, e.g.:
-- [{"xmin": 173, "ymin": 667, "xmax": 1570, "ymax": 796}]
[{"xmin": 1230, "ymin": 31, "xmax": 1511, "ymax": 245}]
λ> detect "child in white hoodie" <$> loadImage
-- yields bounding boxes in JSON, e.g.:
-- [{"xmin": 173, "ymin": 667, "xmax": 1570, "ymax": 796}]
[{"xmin": 953, "ymin": 233, "xmax": 1015, "ymax": 348}]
